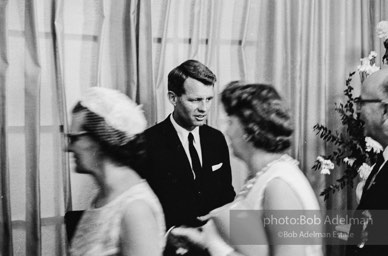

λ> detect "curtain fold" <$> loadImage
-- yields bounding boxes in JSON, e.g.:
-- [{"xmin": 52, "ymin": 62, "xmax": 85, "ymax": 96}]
[
  {"xmin": 238, "ymin": 0, "xmax": 250, "ymax": 80},
  {"xmin": 2, "ymin": 1, "xmax": 388, "ymax": 255},
  {"xmin": 133, "ymin": 0, "xmax": 156, "ymax": 124},
  {"xmin": 204, "ymin": 0, "xmax": 222, "ymax": 128},
  {"xmin": 96, "ymin": 0, "xmax": 155, "ymax": 123},
  {"xmin": 24, "ymin": 0, "xmax": 42, "ymax": 255},
  {"xmin": 0, "ymin": 1, "xmax": 12, "ymax": 255},
  {"xmin": 150, "ymin": 0, "xmax": 388, "ymax": 214},
  {"xmin": 154, "ymin": 0, "xmax": 172, "ymax": 123},
  {"xmin": 3, "ymin": 0, "xmax": 155, "ymax": 255},
  {"xmin": 53, "ymin": 0, "xmax": 72, "ymax": 214}
]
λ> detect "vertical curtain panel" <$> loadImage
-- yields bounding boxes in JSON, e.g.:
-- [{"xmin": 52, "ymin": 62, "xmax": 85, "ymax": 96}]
[
  {"xmin": 0, "ymin": 0, "xmax": 12, "ymax": 255},
  {"xmin": 150, "ymin": 0, "xmax": 388, "ymax": 206},
  {"xmin": 1, "ymin": 1, "xmax": 388, "ymax": 256},
  {"xmin": 24, "ymin": 1, "xmax": 42, "ymax": 255}
]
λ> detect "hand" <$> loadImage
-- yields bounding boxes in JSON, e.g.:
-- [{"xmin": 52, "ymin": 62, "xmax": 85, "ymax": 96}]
[
  {"xmin": 172, "ymin": 220, "xmax": 234, "ymax": 256},
  {"xmin": 334, "ymin": 224, "xmax": 350, "ymax": 241},
  {"xmin": 171, "ymin": 226, "xmax": 207, "ymax": 250}
]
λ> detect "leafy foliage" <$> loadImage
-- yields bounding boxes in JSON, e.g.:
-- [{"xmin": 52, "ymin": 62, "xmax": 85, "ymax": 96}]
[{"xmin": 312, "ymin": 71, "xmax": 379, "ymax": 201}]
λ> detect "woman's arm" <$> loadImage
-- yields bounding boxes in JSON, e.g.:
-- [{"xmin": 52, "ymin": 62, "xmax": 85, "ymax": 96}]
[{"xmin": 120, "ymin": 200, "xmax": 162, "ymax": 256}]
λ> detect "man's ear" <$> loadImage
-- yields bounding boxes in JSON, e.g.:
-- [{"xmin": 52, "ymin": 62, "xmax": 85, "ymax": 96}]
[{"xmin": 168, "ymin": 91, "xmax": 178, "ymax": 106}]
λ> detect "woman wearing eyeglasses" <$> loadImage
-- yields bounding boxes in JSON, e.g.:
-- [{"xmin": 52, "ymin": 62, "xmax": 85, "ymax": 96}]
[{"xmin": 67, "ymin": 87, "xmax": 165, "ymax": 256}]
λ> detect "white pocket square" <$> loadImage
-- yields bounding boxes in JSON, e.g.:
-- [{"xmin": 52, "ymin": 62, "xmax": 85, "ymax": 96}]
[{"xmin": 212, "ymin": 163, "xmax": 223, "ymax": 171}]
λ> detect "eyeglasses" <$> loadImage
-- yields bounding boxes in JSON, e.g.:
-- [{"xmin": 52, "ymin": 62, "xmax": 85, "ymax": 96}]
[
  {"xmin": 66, "ymin": 131, "xmax": 89, "ymax": 144},
  {"xmin": 354, "ymin": 97, "xmax": 388, "ymax": 114}
]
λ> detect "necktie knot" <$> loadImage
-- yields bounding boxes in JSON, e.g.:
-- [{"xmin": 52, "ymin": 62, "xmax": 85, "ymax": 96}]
[{"xmin": 188, "ymin": 133, "xmax": 194, "ymax": 143}]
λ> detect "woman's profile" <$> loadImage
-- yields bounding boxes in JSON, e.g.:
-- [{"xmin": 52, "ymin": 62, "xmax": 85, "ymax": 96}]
[
  {"xmin": 67, "ymin": 87, "xmax": 165, "ymax": 256},
  {"xmin": 172, "ymin": 82, "xmax": 322, "ymax": 256}
]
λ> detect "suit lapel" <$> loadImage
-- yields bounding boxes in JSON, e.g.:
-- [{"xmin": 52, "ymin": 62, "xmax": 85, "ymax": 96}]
[
  {"xmin": 363, "ymin": 154, "xmax": 384, "ymax": 194},
  {"xmin": 161, "ymin": 116, "xmax": 193, "ymax": 178},
  {"xmin": 161, "ymin": 116, "xmax": 183, "ymax": 150},
  {"xmin": 360, "ymin": 154, "xmax": 386, "ymax": 205}
]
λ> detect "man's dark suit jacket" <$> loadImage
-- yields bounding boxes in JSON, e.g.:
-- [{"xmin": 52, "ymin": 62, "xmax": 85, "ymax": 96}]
[
  {"xmin": 346, "ymin": 156, "xmax": 388, "ymax": 256},
  {"xmin": 143, "ymin": 116, "xmax": 235, "ymax": 229}
]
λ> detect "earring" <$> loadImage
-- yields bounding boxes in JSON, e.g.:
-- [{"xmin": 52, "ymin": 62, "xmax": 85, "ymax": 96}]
[{"xmin": 242, "ymin": 134, "xmax": 251, "ymax": 142}]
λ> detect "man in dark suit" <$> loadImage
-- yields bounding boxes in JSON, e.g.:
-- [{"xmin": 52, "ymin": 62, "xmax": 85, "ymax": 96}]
[
  {"xmin": 143, "ymin": 60, "xmax": 235, "ymax": 231},
  {"xmin": 346, "ymin": 68, "xmax": 388, "ymax": 256}
]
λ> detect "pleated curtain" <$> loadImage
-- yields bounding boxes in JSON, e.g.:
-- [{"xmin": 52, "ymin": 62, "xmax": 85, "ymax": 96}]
[
  {"xmin": 1, "ymin": 1, "xmax": 388, "ymax": 256},
  {"xmin": 151, "ymin": 0, "xmax": 388, "ymax": 213},
  {"xmin": 0, "ymin": 0, "xmax": 153, "ymax": 255}
]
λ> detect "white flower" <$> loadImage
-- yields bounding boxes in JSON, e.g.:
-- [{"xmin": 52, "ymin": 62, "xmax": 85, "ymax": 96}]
[
  {"xmin": 317, "ymin": 156, "xmax": 335, "ymax": 175},
  {"xmin": 365, "ymin": 137, "xmax": 383, "ymax": 153},
  {"xmin": 80, "ymin": 87, "xmax": 147, "ymax": 138},
  {"xmin": 369, "ymin": 51, "xmax": 377, "ymax": 59},
  {"xmin": 358, "ymin": 163, "xmax": 372, "ymax": 180},
  {"xmin": 343, "ymin": 157, "xmax": 356, "ymax": 167},
  {"xmin": 357, "ymin": 57, "xmax": 370, "ymax": 72},
  {"xmin": 367, "ymin": 64, "xmax": 380, "ymax": 75},
  {"xmin": 377, "ymin": 21, "xmax": 388, "ymax": 40},
  {"xmin": 357, "ymin": 55, "xmax": 380, "ymax": 76}
]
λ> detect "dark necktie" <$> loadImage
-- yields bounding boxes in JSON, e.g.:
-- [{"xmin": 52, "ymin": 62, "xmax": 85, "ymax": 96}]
[
  {"xmin": 364, "ymin": 153, "xmax": 385, "ymax": 192},
  {"xmin": 188, "ymin": 133, "xmax": 202, "ymax": 180}
]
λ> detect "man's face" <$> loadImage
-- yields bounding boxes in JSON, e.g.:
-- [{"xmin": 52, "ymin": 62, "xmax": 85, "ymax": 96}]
[
  {"xmin": 170, "ymin": 77, "xmax": 214, "ymax": 131},
  {"xmin": 360, "ymin": 83, "xmax": 388, "ymax": 147}
]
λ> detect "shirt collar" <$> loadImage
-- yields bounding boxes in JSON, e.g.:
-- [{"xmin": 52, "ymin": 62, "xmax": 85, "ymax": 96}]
[
  {"xmin": 383, "ymin": 146, "xmax": 388, "ymax": 161},
  {"xmin": 170, "ymin": 114, "xmax": 200, "ymax": 144}
]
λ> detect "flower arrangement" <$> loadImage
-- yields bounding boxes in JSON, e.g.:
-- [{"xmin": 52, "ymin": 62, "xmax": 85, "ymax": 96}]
[
  {"xmin": 377, "ymin": 20, "xmax": 388, "ymax": 64},
  {"xmin": 312, "ymin": 64, "xmax": 382, "ymax": 201},
  {"xmin": 377, "ymin": 20, "xmax": 388, "ymax": 40},
  {"xmin": 312, "ymin": 21, "xmax": 388, "ymax": 200},
  {"xmin": 357, "ymin": 51, "xmax": 379, "ymax": 82}
]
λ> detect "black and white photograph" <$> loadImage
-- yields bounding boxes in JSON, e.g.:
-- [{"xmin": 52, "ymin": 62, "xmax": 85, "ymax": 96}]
[{"xmin": 1, "ymin": 1, "xmax": 388, "ymax": 255}]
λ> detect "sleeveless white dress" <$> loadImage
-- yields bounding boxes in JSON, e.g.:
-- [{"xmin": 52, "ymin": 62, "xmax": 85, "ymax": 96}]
[
  {"xmin": 211, "ymin": 154, "xmax": 323, "ymax": 256},
  {"xmin": 69, "ymin": 181, "xmax": 166, "ymax": 256}
]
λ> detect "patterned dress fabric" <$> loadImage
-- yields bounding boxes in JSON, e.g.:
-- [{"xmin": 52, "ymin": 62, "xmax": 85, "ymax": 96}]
[{"xmin": 69, "ymin": 181, "xmax": 166, "ymax": 256}]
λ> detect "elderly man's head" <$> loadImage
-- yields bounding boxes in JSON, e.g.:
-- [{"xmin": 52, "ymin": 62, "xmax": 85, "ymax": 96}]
[{"xmin": 360, "ymin": 69, "xmax": 388, "ymax": 147}]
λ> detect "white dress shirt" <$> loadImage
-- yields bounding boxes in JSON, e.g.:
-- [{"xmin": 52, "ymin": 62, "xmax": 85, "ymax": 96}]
[{"xmin": 170, "ymin": 114, "xmax": 203, "ymax": 179}]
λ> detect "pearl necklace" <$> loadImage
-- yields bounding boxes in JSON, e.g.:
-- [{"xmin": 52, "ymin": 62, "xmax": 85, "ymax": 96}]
[{"xmin": 236, "ymin": 154, "xmax": 297, "ymax": 199}]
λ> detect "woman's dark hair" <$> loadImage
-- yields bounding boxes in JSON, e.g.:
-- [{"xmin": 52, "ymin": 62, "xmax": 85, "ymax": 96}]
[
  {"xmin": 168, "ymin": 59, "xmax": 217, "ymax": 96},
  {"xmin": 221, "ymin": 81, "xmax": 293, "ymax": 153},
  {"xmin": 72, "ymin": 102, "xmax": 146, "ymax": 174}
]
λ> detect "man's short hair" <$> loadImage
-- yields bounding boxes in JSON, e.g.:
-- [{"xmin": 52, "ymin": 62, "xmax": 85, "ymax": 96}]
[{"xmin": 168, "ymin": 59, "xmax": 217, "ymax": 96}]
